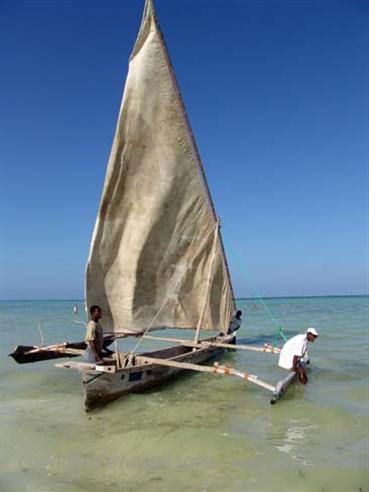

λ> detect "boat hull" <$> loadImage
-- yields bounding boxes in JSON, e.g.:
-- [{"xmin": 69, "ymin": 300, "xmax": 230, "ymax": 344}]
[{"xmin": 83, "ymin": 334, "xmax": 234, "ymax": 411}]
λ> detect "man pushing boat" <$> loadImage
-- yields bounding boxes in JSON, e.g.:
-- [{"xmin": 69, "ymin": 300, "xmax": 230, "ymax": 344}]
[{"xmin": 278, "ymin": 327, "xmax": 319, "ymax": 383}]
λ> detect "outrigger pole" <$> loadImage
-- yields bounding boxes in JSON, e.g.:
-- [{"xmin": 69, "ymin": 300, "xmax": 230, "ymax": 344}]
[
  {"xmin": 55, "ymin": 354, "xmax": 297, "ymax": 404},
  {"xmin": 138, "ymin": 356, "xmax": 275, "ymax": 392},
  {"xmin": 142, "ymin": 335, "xmax": 281, "ymax": 354},
  {"xmin": 9, "ymin": 333, "xmax": 280, "ymax": 364},
  {"xmin": 136, "ymin": 356, "xmax": 297, "ymax": 403}
]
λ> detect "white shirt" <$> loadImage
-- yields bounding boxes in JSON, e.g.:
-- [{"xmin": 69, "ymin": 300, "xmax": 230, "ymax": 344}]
[{"xmin": 278, "ymin": 334, "xmax": 308, "ymax": 370}]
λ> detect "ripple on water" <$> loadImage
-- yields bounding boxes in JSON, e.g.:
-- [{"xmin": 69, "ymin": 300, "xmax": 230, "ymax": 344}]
[{"xmin": 0, "ymin": 297, "xmax": 368, "ymax": 492}]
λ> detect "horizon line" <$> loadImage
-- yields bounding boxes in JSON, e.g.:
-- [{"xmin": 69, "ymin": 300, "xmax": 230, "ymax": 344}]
[{"xmin": 0, "ymin": 293, "xmax": 368, "ymax": 302}]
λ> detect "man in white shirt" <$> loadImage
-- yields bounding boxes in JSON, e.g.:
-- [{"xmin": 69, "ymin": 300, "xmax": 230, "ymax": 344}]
[{"xmin": 278, "ymin": 327, "xmax": 319, "ymax": 384}]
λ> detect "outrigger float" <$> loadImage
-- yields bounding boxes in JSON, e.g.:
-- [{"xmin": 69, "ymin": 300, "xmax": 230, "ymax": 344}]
[{"xmin": 9, "ymin": 0, "xmax": 302, "ymax": 411}]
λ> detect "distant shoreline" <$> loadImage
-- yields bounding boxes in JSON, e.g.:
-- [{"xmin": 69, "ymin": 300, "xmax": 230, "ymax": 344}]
[{"xmin": 1, "ymin": 294, "xmax": 368, "ymax": 302}]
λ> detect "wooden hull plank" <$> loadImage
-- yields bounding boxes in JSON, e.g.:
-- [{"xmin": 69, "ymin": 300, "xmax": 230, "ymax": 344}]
[{"xmin": 83, "ymin": 338, "xmax": 227, "ymax": 411}]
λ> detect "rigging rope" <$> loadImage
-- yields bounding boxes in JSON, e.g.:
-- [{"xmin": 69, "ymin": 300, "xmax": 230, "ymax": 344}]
[
  {"xmin": 127, "ymin": 221, "xmax": 219, "ymax": 358},
  {"xmin": 243, "ymin": 275, "xmax": 287, "ymax": 344},
  {"xmin": 223, "ymin": 240, "xmax": 287, "ymax": 345},
  {"xmin": 34, "ymin": 317, "xmax": 87, "ymax": 345}
]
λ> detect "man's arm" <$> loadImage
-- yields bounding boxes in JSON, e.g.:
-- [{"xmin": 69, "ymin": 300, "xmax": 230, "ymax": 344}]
[
  {"xmin": 292, "ymin": 355, "xmax": 300, "ymax": 371},
  {"xmin": 89, "ymin": 340, "xmax": 103, "ymax": 363},
  {"xmin": 292, "ymin": 354, "xmax": 308, "ymax": 384},
  {"xmin": 85, "ymin": 323, "xmax": 103, "ymax": 363}
]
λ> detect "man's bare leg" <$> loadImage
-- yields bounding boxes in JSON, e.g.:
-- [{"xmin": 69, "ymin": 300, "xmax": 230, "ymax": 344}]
[{"xmin": 296, "ymin": 366, "xmax": 308, "ymax": 384}]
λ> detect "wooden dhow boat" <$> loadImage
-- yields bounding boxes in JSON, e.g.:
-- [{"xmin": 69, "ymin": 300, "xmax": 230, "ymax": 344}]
[{"xmin": 10, "ymin": 0, "xmax": 298, "ymax": 411}]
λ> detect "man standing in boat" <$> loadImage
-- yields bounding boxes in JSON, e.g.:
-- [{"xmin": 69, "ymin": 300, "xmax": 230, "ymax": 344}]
[
  {"xmin": 228, "ymin": 310, "xmax": 242, "ymax": 335},
  {"xmin": 85, "ymin": 305, "xmax": 105, "ymax": 363},
  {"xmin": 225, "ymin": 310, "xmax": 242, "ymax": 347},
  {"xmin": 278, "ymin": 328, "xmax": 319, "ymax": 383}
]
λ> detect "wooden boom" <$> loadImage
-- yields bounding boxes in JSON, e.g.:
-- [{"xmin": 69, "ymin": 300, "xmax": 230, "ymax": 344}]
[{"xmin": 142, "ymin": 335, "xmax": 281, "ymax": 354}]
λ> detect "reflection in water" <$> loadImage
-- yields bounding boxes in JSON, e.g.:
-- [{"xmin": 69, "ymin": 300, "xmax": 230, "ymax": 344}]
[{"xmin": 275, "ymin": 422, "xmax": 317, "ymax": 462}]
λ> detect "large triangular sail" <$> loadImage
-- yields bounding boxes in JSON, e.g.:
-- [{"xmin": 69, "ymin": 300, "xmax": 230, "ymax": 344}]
[{"xmin": 86, "ymin": 0, "xmax": 235, "ymax": 333}]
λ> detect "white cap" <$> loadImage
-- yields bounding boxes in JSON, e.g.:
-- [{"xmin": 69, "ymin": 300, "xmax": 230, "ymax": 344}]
[{"xmin": 306, "ymin": 327, "xmax": 319, "ymax": 337}]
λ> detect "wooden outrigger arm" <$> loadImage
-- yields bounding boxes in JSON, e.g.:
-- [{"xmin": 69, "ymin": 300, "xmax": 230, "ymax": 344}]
[
  {"xmin": 55, "ymin": 352, "xmax": 300, "ymax": 404},
  {"xmin": 56, "ymin": 355, "xmax": 276, "ymax": 393},
  {"xmin": 12, "ymin": 334, "xmax": 297, "ymax": 404},
  {"xmin": 136, "ymin": 356, "xmax": 276, "ymax": 392},
  {"xmin": 138, "ymin": 355, "xmax": 301, "ymax": 403},
  {"xmin": 142, "ymin": 335, "xmax": 281, "ymax": 354}
]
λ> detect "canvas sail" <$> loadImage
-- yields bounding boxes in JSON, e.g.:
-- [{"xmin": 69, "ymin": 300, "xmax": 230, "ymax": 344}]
[{"xmin": 86, "ymin": 0, "xmax": 235, "ymax": 333}]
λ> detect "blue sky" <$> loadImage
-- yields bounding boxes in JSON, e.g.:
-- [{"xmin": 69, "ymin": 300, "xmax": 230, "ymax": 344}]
[{"xmin": 0, "ymin": 0, "xmax": 368, "ymax": 299}]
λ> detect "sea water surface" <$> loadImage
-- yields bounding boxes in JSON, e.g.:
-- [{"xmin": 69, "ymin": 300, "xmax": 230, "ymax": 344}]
[{"xmin": 0, "ymin": 296, "xmax": 368, "ymax": 492}]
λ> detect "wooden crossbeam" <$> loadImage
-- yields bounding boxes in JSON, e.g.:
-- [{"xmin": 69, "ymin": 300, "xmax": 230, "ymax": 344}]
[
  {"xmin": 142, "ymin": 334, "xmax": 280, "ymax": 354},
  {"xmin": 137, "ymin": 355, "xmax": 276, "ymax": 392},
  {"xmin": 25, "ymin": 344, "xmax": 85, "ymax": 356}
]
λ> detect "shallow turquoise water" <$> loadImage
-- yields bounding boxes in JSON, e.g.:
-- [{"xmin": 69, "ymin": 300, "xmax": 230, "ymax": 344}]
[{"xmin": 0, "ymin": 296, "xmax": 368, "ymax": 491}]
